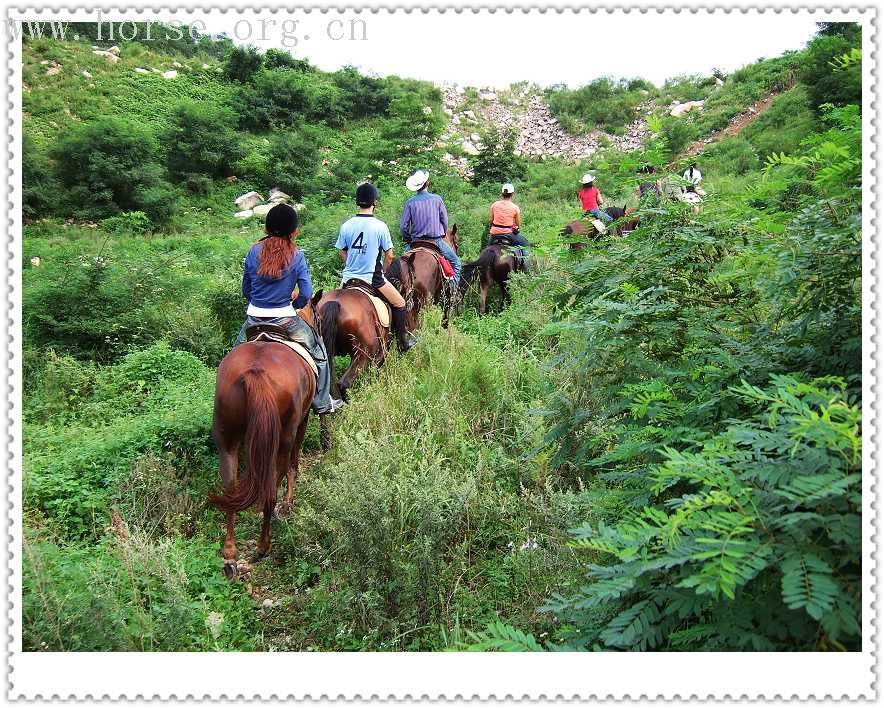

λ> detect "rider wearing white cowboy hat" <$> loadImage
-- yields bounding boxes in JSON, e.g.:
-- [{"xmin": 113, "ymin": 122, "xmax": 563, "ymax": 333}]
[
  {"xmin": 489, "ymin": 183, "xmax": 531, "ymax": 271},
  {"xmin": 578, "ymin": 173, "xmax": 612, "ymax": 224},
  {"xmin": 399, "ymin": 169, "xmax": 461, "ymax": 285}
]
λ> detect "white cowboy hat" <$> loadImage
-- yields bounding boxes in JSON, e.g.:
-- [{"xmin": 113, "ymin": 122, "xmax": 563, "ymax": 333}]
[
  {"xmin": 501, "ymin": 183, "xmax": 515, "ymax": 194},
  {"xmin": 581, "ymin": 173, "xmax": 595, "ymax": 184},
  {"xmin": 406, "ymin": 169, "xmax": 430, "ymax": 192}
]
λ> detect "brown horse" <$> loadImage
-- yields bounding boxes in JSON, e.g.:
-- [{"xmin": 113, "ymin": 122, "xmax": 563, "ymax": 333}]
[
  {"xmin": 462, "ymin": 243, "xmax": 519, "ymax": 315},
  {"xmin": 316, "ymin": 287, "xmax": 389, "ymax": 402},
  {"xmin": 562, "ymin": 206, "xmax": 639, "ymax": 251},
  {"xmin": 385, "ymin": 225, "xmax": 460, "ymax": 329},
  {"xmin": 208, "ymin": 292, "xmax": 324, "ymax": 578}
]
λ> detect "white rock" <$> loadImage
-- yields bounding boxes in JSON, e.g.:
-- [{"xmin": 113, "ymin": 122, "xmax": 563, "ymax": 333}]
[
  {"xmin": 46, "ymin": 65, "xmax": 61, "ymax": 76},
  {"xmin": 463, "ymin": 110, "xmax": 477, "ymax": 121},
  {"xmin": 268, "ymin": 188, "xmax": 290, "ymax": 203},
  {"xmin": 461, "ymin": 140, "xmax": 480, "ymax": 156},
  {"xmin": 261, "ymin": 598, "xmax": 273, "ymax": 609},
  {"xmin": 715, "ymin": 77, "xmax": 725, "ymax": 87},
  {"xmin": 235, "ymin": 191, "xmax": 264, "ymax": 210},
  {"xmin": 443, "ymin": 107, "xmax": 453, "ymax": 117},
  {"xmin": 293, "ymin": 203, "xmax": 306, "ymax": 212},
  {"xmin": 172, "ymin": 61, "xmax": 182, "ymax": 68},
  {"xmin": 107, "ymin": 45, "xmax": 120, "ymax": 55},
  {"xmin": 234, "ymin": 209, "xmax": 254, "ymax": 219},
  {"xmin": 480, "ymin": 91, "xmax": 496, "ymax": 101},
  {"xmin": 252, "ymin": 203, "xmax": 274, "ymax": 216},
  {"xmin": 81, "ymin": 70, "xmax": 92, "ymax": 79},
  {"xmin": 161, "ymin": 70, "xmax": 178, "ymax": 79},
  {"xmin": 669, "ymin": 100, "xmax": 705, "ymax": 117},
  {"xmin": 39, "ymin": 60, "xmax": 49, "ymax": 65},
  {"xmin": 422, "ymin": 106, "xmax": 432, "ymax": 115},
  {"xmin": 133, "ymin": 67, "xmax": 150, "ymax": 74},
  {"xmin": 30, "ymin": 257, "xmax": 41, "ymax": 267},
  {"xmin": 92, "ymin": 50, "xmax": 119, "ymax": 64},
  {"xmin": 470, "ymin": 132, "xmax": 481, "ymax": 143},
  {"xmin": 451, "ymin": 114, "xmax": 461, "ymax": 125},
  {"xmin": 202, "ymin": 63, "xmax": 211, "ymax": 70}
]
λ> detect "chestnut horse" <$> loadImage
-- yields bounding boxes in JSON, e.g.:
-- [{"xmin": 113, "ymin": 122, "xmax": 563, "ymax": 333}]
[
  {"xmin": 316, "ymin": 287, "xmax": 389, "ymax": 402},
  {"xmin": 462, "ymin": 243, "xmax": 519, "ymax": 315},
  {"xmin": 385, "ymin": 225, "xmax": 460, "ymax": 329},
  {"xmin": 208, "ymin": 291, "xmax": 323, "ymax": 578},
  {"xmin": 562, "ymin": 206, "xmax": 639, "ymax": 251}
]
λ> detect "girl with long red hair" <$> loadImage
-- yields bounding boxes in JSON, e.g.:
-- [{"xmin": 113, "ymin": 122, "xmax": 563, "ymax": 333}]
[{"xmin": 235, "ymin": 203, "xmax": 342, "ymax": 415}]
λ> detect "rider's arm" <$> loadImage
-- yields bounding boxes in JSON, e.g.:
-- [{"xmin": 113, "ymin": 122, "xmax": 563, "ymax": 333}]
[
  {"xmin": 384, "ymin": 248, "xmax": 394, "ymax": 268},
  {"xmin": 292, "ymin": 250, "xmax": 313, "ymax": 309},
  {"xmin": 513, "ymin": 206, "xmax": 521, "ymax": 228},
  {"xmin": 399, "ymin": 203, "xmax": 412, "ymax": 238},
  {"xmin": 338, "ymin": 248, "xmax": 348, "ymax": 263},
  {"xmin": 439, "ymin": 198, "xmax": 449, "ymax": 236}
]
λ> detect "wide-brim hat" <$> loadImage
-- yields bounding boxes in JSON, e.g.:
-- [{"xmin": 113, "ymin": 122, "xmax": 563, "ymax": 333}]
[
  {"xmin": 406, "ymin": 169, "xmax": 430, "ymax": 192},
  {"xmin": 501, "ymin": 183, "xmax": 515, "ymax": 194},
  {"xmin": 581, "ymin": 173, "xmax": 595, "ymax": 184}
]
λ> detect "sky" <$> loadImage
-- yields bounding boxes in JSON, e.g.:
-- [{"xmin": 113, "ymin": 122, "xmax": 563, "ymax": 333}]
[{"xmin": 206, "ymin": 11, "xmax": 820, "ymax": 88}]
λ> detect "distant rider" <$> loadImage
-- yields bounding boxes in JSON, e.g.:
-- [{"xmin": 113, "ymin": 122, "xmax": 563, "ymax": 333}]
[
  {"xmin": 336, "ymin": 182, "xmax": 417, "ymax": 353},
  {"xmin": 578, "ymin": 173, "xmax": 612, "ymax": 224},
  {"xmin": 637, "ymin": 165, "xmax": 662, "ymax": 206},
  {"xmin": 235, "ymin": 203, "xmax": 343, "ymax": 415},
  {"xmin": 682, "ymin": 162, "xmax": 704, "ymax": 196},
  {"xmin": 489, "ymin": 183, "xmax": 531, "ymax": 271},
  {"xmin": 399, "ymin": 169, "xmax": 461, "ymax": 285}
]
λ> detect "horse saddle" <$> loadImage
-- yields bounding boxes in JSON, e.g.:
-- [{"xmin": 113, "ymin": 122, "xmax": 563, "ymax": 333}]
[
  {"xmin": 343, "ymin": 281, "xmax": 391, "ymax": 328},
  {"xmin": 409, "ymin": 240, "xmax": 455, "ymax": 280},
  {"xmin": 245, "ymin": 325, "xmax": 318, "ymax": 378}
]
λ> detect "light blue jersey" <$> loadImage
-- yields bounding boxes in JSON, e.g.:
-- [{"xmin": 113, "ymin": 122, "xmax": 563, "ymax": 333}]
[{"xmin": 335, "ymin": 214, "xmax": 393, "ymax": 287}]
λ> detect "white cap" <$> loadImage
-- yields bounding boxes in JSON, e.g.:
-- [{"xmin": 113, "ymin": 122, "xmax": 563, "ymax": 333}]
[
  {"xmin": 501, "ymin": 183, "xmax": 515, "ymax": 195},
  {"xmin": 406, "ymin": 169, "xmax": 430, "ymax": 192},
  {"xmin": 581, "ymin": 173, "xmax": 595, "ymax": 184}
]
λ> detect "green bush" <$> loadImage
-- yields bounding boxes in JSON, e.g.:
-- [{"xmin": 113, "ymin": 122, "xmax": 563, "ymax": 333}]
[
  {"xmin": 51, "ymin": 117, "xmax": 179, "ymax": 224},
  {"xmin": 22, "ymin": 131, "xmax": 56, "ymax": 220},
  {"xmin": 164, "ymin": 101, "xmax": 244, "ymax": 179},
  {"xmin": 99, "ymin": 211, "xmax": 152, "ymax": 235},
  {"xmin": 470, "ymin": 127, "xmax": 526, "ymax": 186},
  {"xmin": 547, "ymin": 78, "xmax": 645, "ymax": 134},
  {"xmin": 801, "ymin": 31, "xmax": 861, "ymax": 112},
  {"xmin": 223, "ymin": 45, "xmax": 263, "ymax": 83},
  {"xmin": 265, "ymin": 128, "xmax": 322, "ymax": 199}
]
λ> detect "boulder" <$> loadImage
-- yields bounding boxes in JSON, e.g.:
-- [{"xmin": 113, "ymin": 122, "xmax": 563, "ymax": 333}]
[
  {"xmin": 162, "ymin": 70, "xmax": 178, "ymax": 79},
  {"xmin": 202, "ymin": 63, "xmax": 211, "ymax": 70},
  {"xmin": 30, "ymin": 256, "xmax": 41, "ymax": 267},
  {"xmin": 172, "ymin": 61, "xmax": 183, "ymax": 68},
  {"xmin": 470, "ymin": 132, "xmax": 481, "ymax": 143},
  {"xmin": 669, "ymin": 100, "xmax": 705, "ymax": 117},
  {"xmin": 479, "ymin": 91, "xmax": 496, "ymax": 101},
  {"xmin": 81, "ymin": 70, "xmax": 92, "ymax": 79},
  {"xmin": 46, "ymin": 64, "xmax": 62, "ymax": 76},
  {"xmin": 235, "ymin": 191, "xmax": 264, "ymax": 210},
  {"xmin": 268, "ymin": 188, "xmax": 290, "ymax": 203},
  {"xmin": 133, "ymin": 67, "xmax": 150, "ymax": 74},
  {"xmin": 107, "ymin": 45, "xmax": 120, "ymax": 55},
  {"xmin": 451, "ymin": 114, "xmax": 461, "ymax": 125},
  {"xmin": 234, "ymin": 209, "xmax": 254, "ymax": 219},
  {"xmin": 463, "ymin": 110, "xmax": 477, "ymax": 121},
  {"xmin": 461, "ymin": 140, "xmax": 480, "ymax": 156},
  {"xmin": 252, "ymin": 204, "xmax": 274, "ymax": 216},
  {"xmin": 92, "ymin": 50, "xmax": 119, "ymax": 64},
  {"xmin": 443, "ymin": 107, "xmax": 453, "ymax": 117}
]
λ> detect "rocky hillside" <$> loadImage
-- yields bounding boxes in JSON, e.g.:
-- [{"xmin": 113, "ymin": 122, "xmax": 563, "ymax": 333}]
[{"xmin": 436, "ymin": 83, "xmax": 652, "ymax": 176}]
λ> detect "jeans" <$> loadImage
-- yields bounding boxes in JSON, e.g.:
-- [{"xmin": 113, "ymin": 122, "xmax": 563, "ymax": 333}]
[
  {"xmin": 235, "ymin": 314, "xmax": 337, "ymax": 414},
  {"xmin": 405, "ymin": 238, "xmax": 462, "ymax": 284},
  {"xmin": 587, "ymin": 208, "xmax": 613, "ymax": 224},
  {"xmin": 490, "ymin": 231, "xmax": 531, "ymax": 268}
]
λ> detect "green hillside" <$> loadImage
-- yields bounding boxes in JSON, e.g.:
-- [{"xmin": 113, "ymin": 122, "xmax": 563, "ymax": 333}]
[{"xmin": 21, "ymin": 23, "xmax": 863, "ymax": 652}]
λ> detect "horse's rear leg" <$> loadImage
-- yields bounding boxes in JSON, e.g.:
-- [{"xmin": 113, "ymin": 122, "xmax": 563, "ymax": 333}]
[
  {"xmin": 479, "ymin": 276, "xmax": 490, "ymax": 316},
  {"xmin": 286, "ymin": 414, "xmax": 310, "ymax": 508},
  {"xmin": 339, "ymin": 349, "xmax": 370, "ymax": 400},
  {"xmin": 217, "ymin": 443, "xmax": 240, "ymax": 577},
  {"xmin": 499, "ymin": 280, "xmax": 511, "ymax": 311}
]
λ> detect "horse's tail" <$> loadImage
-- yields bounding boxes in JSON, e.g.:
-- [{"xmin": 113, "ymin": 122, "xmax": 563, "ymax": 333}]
[
  {"xmin": 209, "ymin": 369, "xmax": 280, "ymax": 513},
  {"xmin": 319, "ymin": 300, "xmax": 340, "ymax": 363},
  {"xmin": 560, "ymin": 223, "xmax": 574, "ymax": 237},
  {"xmin": 462, "ymin": 247, "xmax": 497, "ymax": 286}
]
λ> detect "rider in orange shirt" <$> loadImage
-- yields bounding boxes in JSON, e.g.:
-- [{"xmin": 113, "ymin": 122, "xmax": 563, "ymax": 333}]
[{"xmin": 489, "ymin": 183, "xmax": 531, "ymax": 271}]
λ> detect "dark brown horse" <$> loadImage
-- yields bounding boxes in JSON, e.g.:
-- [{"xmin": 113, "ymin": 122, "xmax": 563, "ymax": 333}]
[
  {"xmin": 208, "ymin": 292, "xmax": 323, "ymax": 578},
  {"xmin": 562, "ymin": 206, "xmax": 639, "ymax": 251},
  {"xmin": 462, "ymin": 243, "xmax": 519, "ymax": 315},
  {"xmin": 316, "ymin": 287, "xmax": 389, "ymax": 402},
  {"xmin": 385, "ymin": 225, "xmax": 460, "ymax": 329}
]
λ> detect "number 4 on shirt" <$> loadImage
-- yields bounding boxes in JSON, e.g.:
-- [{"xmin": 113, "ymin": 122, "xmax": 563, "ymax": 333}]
[{"xmin": 352, "ymin": 232, "xmax": 364, "ymax": 251}]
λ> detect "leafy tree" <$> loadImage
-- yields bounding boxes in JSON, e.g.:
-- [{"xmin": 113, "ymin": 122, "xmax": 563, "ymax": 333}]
[
  {"xmin": 51, "ymin": 117, "xmax": 178, "ymax": 224},
  {"xmin": 264, "ymin": 127, "xmax": 322, "ymax": 200},
  {"xmin": 164, "ymin": 101, "xmax": 244, "ymax": 180},
  {"xmin": 22, "ymin": 132, "xmax": 56, "ymax": 220},
  {"xmin": 223, "ymin": 45, "xmax": 263, "ymax": 83},
  {"xmin": 470, "ymin": 127, "xmax": 526, "ymax": 186},
  {"xmin": 332, "ymin": 66, "xmax": 391, "ymax": 118},
  {"xmin": 263, "ymin": 48, "xmax": 312, "ymax": 72},
  {"xmin": 800, "ymin": 33, "xmax": 861, "ymax": 112}
]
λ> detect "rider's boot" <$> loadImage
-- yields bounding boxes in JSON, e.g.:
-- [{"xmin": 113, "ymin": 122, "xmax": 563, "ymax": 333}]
[{"xmin": 392, "ymin": 306, "xmax": 416, "ymax": 353}]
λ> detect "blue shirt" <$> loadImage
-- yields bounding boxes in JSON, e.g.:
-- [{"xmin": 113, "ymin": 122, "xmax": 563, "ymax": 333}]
[
  {"xmin": 241, "ymin": 241, "xmax": 313, "ymax": 311},
  {"xmin": 336, "ymin": 214, "xmax": 393, "ymax": 286},
  {"xmin": 399, "ymin": 190, "xmax": 448, "ymax": 241}
]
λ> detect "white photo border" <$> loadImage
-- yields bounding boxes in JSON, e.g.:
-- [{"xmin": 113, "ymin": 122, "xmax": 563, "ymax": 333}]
[{"xmin": 3, "ymin": 3, "xmax": 878, "ymax": 701}]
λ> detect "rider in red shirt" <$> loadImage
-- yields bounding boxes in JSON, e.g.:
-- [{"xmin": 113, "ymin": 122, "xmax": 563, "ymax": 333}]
[{"xmin": 578, "ymin": 174, "xmax": 612, "ymax": 223}]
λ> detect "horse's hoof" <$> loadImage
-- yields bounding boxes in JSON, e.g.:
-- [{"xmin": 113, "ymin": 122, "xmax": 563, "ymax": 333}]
[
  {"xmin": 222, "ymin": 561, "xmax": 238, "ymax": 579},
  {"xmin": 274, "ymin": 501, "xmax": 292, "ymax": 520}
]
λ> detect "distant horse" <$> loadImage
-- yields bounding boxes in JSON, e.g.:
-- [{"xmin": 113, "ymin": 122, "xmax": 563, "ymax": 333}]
[
  {"xmin": 316, "ymin": 286, "xmax": 389, "ymax": 402},
  {"xmin": 386, "ymin": 225, "xmax": 460, "ymax": 329},
  {"xmin": 462, "ymin": 242, "xmax": 520, "ymax": 315},
  {"xmin": 561, "ymin": 206, "xmax": 638, "ymax": 251},
  {"xmin": 208, "ymin": 292, "xmax": 324, "ymax": 578}
]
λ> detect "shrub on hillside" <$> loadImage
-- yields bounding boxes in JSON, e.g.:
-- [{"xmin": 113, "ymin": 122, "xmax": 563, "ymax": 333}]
[
  {"xmin": 51, "ymin": 117, "xmax": 179, "ymax": 224},
  {"xmin": 470, "ymin": 128, "xmax": 526, "ymax": 187},
  {"xmin": 332, "ymin": 66, "xmax": 391, "ymax": 118},
  {"xmin": 263, "ymin": 48, "xmax": 312, "ymax": 71},
  {"xmin": 164, "ymin": 101, "xmax": 244, "ymax": 180},
  {"xmin": 264, "ymin": 128, "xmax": 322, "ymax": 200},
  {"xmin": 231, "ymin": 69, "xmax": 311, "ymax": 131},
  {"xmin": 22, "ymin": 132, "xmax": 56, "ymax": 220},
  {"xmin": 99, "ymin": 211, "xmax": 152, "ymax": 235},
  {"xmin": 223, "ymin": 45, "xmax": 263, "ymax": 83},
  {"xmin": 801, "ymin": 32, "xmax": 862, "ymax": 113},
  {"xmin": 547, "ymin": 78, "xmax": 645, "ymax": 134},
  {"xmin": 382, "ymin": 93, "xmax": 443, "ymax": 158},
  {"xmin": 660, "ymin": 115, "xmax": 697, "ymax": 159}
]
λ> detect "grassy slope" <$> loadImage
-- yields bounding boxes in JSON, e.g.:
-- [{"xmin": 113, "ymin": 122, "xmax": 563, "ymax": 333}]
[{"xmin": 21, "ymin": 38, "xmax": 823, "ymax": 651}]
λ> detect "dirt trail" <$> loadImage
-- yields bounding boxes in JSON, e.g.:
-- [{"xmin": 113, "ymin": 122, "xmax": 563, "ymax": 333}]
[{"xmin": 679, "ymin": 85, "xmax": 794, "ymax": 160}]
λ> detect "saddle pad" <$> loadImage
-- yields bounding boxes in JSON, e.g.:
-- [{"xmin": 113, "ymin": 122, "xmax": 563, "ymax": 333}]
[
  {"xmin": 346, "ymin": 285, "xmax": 391, "ymax": 328},
  {"xmin": 252, "ymin": 332, "xmax": 318, "ymax": 378},
  {"xmin": 410, "ymin": 247, "xmax": 455, "ymax": 281}
]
